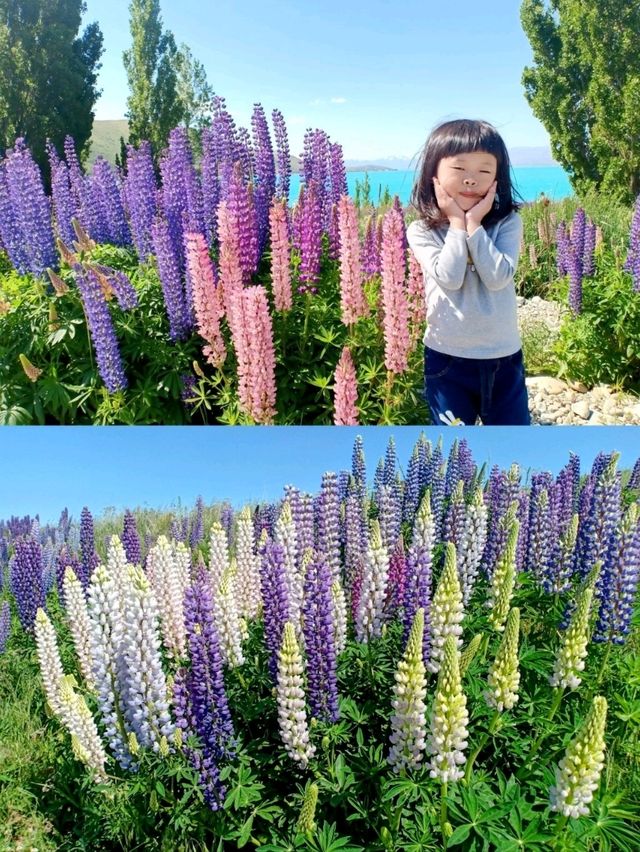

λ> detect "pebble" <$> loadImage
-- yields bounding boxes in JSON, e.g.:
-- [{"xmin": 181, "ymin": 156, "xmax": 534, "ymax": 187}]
[{"xmin": 517, "ymin": 296, "xmax": 640, "ymax": 425}]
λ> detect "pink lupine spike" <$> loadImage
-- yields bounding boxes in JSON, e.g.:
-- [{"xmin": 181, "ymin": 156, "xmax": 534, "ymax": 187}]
[
  {"xmin": 184, "ymin": 231, "xmax": 226, "ymax": 367},
  {"xmin": 338, "ymin": 195, "xmax": 369, "ymax": 326},
  {"xmin": 216, "ymin": 200, "xmax": 244, "ymax": 321},
  {"xmin": 269, "ymin": 198, "xmax": 293, "ymax": 312},
  {"xmin": 333, "ymin": 346, "xmax": 359, "ymax": 425},
  {"xmin": 406, "ymin": 247, "xmax": 426, "ymax": 346},
  {"xmin": 380, "ymin": 207, "xmax": 411, "ymax": 374},
  {"xmin": 230, "ymin": 285, "xmax": 277, "ymax": 424}
]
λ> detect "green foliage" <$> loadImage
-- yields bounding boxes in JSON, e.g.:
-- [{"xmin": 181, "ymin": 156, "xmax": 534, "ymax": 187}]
[
  {"xmin": 173, "ymin": 43, "xmax": 213, "ymax": 137},
  {"xmin": 520, "ymin": 0, "xmax": 640, "ymax": 203},
  {"xmin": 0, "ymin": 0, "xmax": 104, "ymax": 175}
]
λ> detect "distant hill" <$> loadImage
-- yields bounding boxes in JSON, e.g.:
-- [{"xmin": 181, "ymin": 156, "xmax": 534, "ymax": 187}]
[{"xmin": 89, "ymin": 120, "xmax": 129, "ymax": 165}]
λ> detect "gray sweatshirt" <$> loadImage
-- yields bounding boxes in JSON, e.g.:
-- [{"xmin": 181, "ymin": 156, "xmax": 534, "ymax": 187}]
[{"xmin": 406, "ymin": 210, "xmax": 523, "ymax": 359}]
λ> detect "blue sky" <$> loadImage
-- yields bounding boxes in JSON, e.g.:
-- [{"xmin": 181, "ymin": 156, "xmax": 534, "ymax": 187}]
[
  {"xmin": 0, "ymin": 427, "xmax": 638, "ymax": 525},
  {"xmin": 84, "ymin": 0, "xmax": 551, "ymax": 160}
]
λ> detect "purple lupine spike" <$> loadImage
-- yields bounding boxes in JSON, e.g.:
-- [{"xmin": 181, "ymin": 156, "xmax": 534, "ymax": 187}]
[
  {"xmin": 344, "ymin": 487, "xmax": 367, "ymax": 591},
  {"xmin": 260, "ymin": 539, "xmax": 290, "ymax": 680},
  {"xmin": 272, "ymin": 108, "xmax": 291, "ymax": 201},
  {"xmin": 236, "ymin": 126, "xmax": 254, "ymax": 183},
  {"xmin": 329, "ymin": 142, "xmax": 348, "ymax": 205},
  {"xmin": 373, "ymin": 458, "xmax": 385, "ymax": 501},
  {"xmin": 351, "ymin": 435, "xmax": 367, "ymax": 500},
  {"xmin": 458, "ymin": 439, "xmax": 476, "ymax": 490},
  {"xmin": 515, "ymin": 491, "xmax": 530, "ymax": 573},
  {"xmin": 575, "ymin": 455, "xmax": 622, "ymax": 579},
  {"xmin": 72, "ymin": 263, "xmax": 128, "ymax": 393},
  {"xmin": 151, "ymin": 215, "xmax": 192, "ymax": 340},
  {"xmin": 122, "ymin": 510, "xmax": 141, "ymax": 565},
  {"xmin": 417, "ymin": 435, "xmax": 432, "ymax": 493},
  {"xmin": 385, "ymin": 537, "xmax": 407, "ymax": 616},
  {"xmin": 430, "ymin": 463, "xmax": 446, "ymax": 543},
  {"xmin": 0, "ymin": 139, "xmax": 57, "ymax": 276},
  {"xmin": 211, "ymin": 95, "xmax": 240, "ymax": 199},
  {"xmin": 190, "ymin": 497, "xmax": 205, "ymax": 549},
  {"xmin": 47, "ymin": 141, "xmax": 77, "ymax": 246},
  {"xmin": 568, "ymin": 208, "xmax": 586, "ymax": 314},
  {"xmin": 361, "ymin": 213, "xmax": 380, "ymax": 278},
  {"xmin": 55, "ymin": 545, "xmax": 82, "ymax": 601},
  {"xmin": 525, "ymin": 485, "xmax": 552, "ymax": 586},
  {"xmin": 623, "ymin": 195, "xmax": 640, "ymax": 292},
  {"xmin": 0, "ymin": 601, "xmax": 10, "ymax": 654},
  {"xmin": 10, "ymin": 537, "xmax": 45, "ymax": 631},
  {"xmin": 425, "ymin": 439, "xmax": 443, "ymax": 491},
  {"xmin": 594, "ymin": 505, "xmax": 640, "ymax": 644},
  {"xmin": 251, "ymin": 103, "xmax": 276, "ymax": 257},
  {"xmin": 79, "ymin": 507, "xmax": 100, "ymax": 588},
  {"xmin": 124, "ymin": 141, "xmax": 158, "ymax": 262},
  {"xmin": 220, "ymin": 504, "xmax": 234, "ymax": 543},
  {"xmin": 376, "ymin": 484, "xmax": 401, "ymax": 552},
  {"xmin": 582, "ymin": 220, "xmax": 596, "ymax": 277},
  {"xmin": 444, "ymin": 440, "xmax": 461, "ymax": 499},
  {"xmin": 94, "ymin": 267, "xmax": 138, "ymax": 311},
  {"xmin": 555, "ymin": 453, "xmax": 581, "ymax": 535},
  {"xmin": 403, "ymin": 446, "xmax": 422, "ymax": 526},
  {"xmin": 41, "ymin": 539, "xmax": 56, "ymax": 594},
  {"xmin": 482, "ymin": 467, "xmax": 512, "ymax": 579},
  {"xmin": 170, "ymin": 518, "xmax": 184, "ymax": 543},
  {"xmin": 556, "ymin": 222, "xmax": 570, "ymax": 277},
  {"xmin": 403, "ymin": 527, "xmax": 433, "ymax": 667},
  {"xmin": 225, "ymin": 161, "xmax": 259, "ymax": 281},
  {"xmin": 317, "ymin": 472, "xmax": 342, "ymax": 582},
  {"xmin": 382, "ymin": 437, "xmax": 397, "ymax": 486},
  {"xmin": 298, "ymin": 178, "xmax": 322, "ymax": 287},
  {"xmin": 443, "ymin": 481, "xmax": 467, "ymax": 552},
  {"xmin": 302, "ymin": 555, "xmax": 339, "ymax": 722},
  {"xmin": 91, "ymin": 157, "xmax": 131, "ymax": 248},
  {"xmin": 57, "ymin": 508, "xmax": 72, "ymax": 544},
  {"xmin": 200, "ymin": 127, "xmax": 219, "ymax": 245},
  {"xmin": 629, "ymin": 458, "xmax": 640, "ymax": 491}
]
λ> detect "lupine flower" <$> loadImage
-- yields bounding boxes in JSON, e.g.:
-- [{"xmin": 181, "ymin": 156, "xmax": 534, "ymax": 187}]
[
  {"xmin": 92, "ymin": 265, "xmax": 138, "ymax": 311},
  {"xmin": 329, "ymin": 142, "xmax": 348, "ymax": 205},
  {"xmin": 316, "ymin": 472, "xmax": 342, "ymax": 583},
  {"xmin": 428, "ymin": 542, "xmax": 464, "ymax": 673},
  {"xmin": 121, "ymin": 510, "xmax": 141, "ymax": 566},
  {"xmin": 361, "ymin": 213, "xmax": 381, "ymax": 278},
  {"xmin": 443, "ymin": 480, "xmax": 467, "ymax": 551},
  {"xmin": 485, "ymin": 607, "xmax": 520, "ymax": 711},
  {"xmin": 487, "ymin": 507, "xmax": 519, "ymax": 632},
  {"xmin": 159, "ymin": 126, "xmax": 204, "ymax": 272},
  {"xmin": 147, "ymin": 535, "xmax": 187, "ymax": 661},
  {"xmin": 302, "ymin": 554, "xmax": 339, "ymax": 723},
  {"xmin": 47, "ymin": 142, "xmax": 77, "ymax": 246},
  {"xmin": 333, "ymin": 346, "xmax": 359, "ymax": 425},
  {"xmin": 91, "ymin": 157, "xmax": 131, "ymax": 247},
  {"xmin": 628, "ymin": 458, "xmax": 640, "ymax": 491},
  {"xmin": 386, "ymin": 537, "xmax": 407, "ymax": 616},
  {"xmin": 380, "ymin": 205, "xmax": 411, "ymax": 373},
  {"xmin": 71, "ymin": 264, "xmax": 128, "ymax": 393},
  {"xmin": 272, "ymin": 108, "xmax": 291, "ymax": 201},
  {"xmin": 275, "ymin": 502, "xmax": 303, "ymax": 638},
  {"xmin": 594, "ymin": 503, "xmax": 640, "ymax": 644},
  {"xmin": 276, "ymin": 621, "xmax": 315, "ymax": 767},
  {"xmin": 549, "ymin": 696, "xmax": 607, "ymax": 818},
  {"xmin": 216, "ymin": 198, "xmax": 245, "ymax": 319},
  {"xmin": 214, "ymin": 570, "xmax": 245, "ymax": 668},
  {"xmin": 388, "ymin": 608, "xmax": 427, "ymax": 772},
  {"xmin": 545, "ymin": 514, "xmax": 579, "ymax": 595},
  {"xmin": 34, "ymin": 607, "xmax": 66, "ymax": 716},
  {"xmin": 151, "ymin": 216, "xmax": 192, "ymax": 340},
  {"xmin": 556, "ymin": 222, "xmax": 570, "ymax": 276},
  {"xmin": 234, "ymin": 506, "xmax": 262, "ymax": 620},
  {"xmin": 356, "ymin": 521, "xmax": 390, "ymax": 642},
  {"xmin": 297, "ymin": 783, "xmax": 319, "ymax": 835},
  {"xmin": 63, "ymin": 568, "xmax": 96, "ymax": 691},
  {"xmin": 406, "ymin": 248, "xmax": 426, "ymax": 345},
  {"xmin": 338, "ymin": 195, "xmax": 369, "ymax": 325},
  {"xmin": 185, "ymin": 230, "xmax": 226, "ymax": 367},
  {"xmin": 298, "ymin": 180, "xmax": 323, "ymax": 287},
  {"xmin": 229, "ymin": 284, "xmax": 277, "ymax": 423},
  {"xmin": 427, "ymin": 634, "xmax": 469, "ymax": 782},
  {"xmin": 79, "ymin": 506, "xmax": 100, "ymax": 588},
  {"xmin": 59, "ymin": 674, "xmax": 109, "ymax": 782},
  {"xmin": 404, "ymin": 491, "xmax": 434, "ymax": 666},
  {"xmin": 10, "ymin": 537, "xmax": 45, "ymax": 632},
  {"xmin": 225, "ymin": 161, "xmax": 258, "ymax": 281},
  {"xmin": 457, "ymin": 488, "xmax": 488, "ymax": 605},
  {"xmin": 260, "ymin": 539, "xmax": 291, "ymax": 679},
  {"xmin": 269, "ymin": 197, "xmax": 293, "ymax": 311},
  {"xmin": 124, "ymin": 141, "xmax": 157, "ymax": 262},
  {"xmin": 550, "ymin": 563, "xmax": 600, "ymax": 689},
  {"xmin": 575, "ymin": 454, "xmax": 621, "ymax": 580},
  {"xmin": 624, "ymin": 195, "xmax": 640, "ymax": 291},
  {"xmin": 525, "ymin": 487, "xmax": 552, "ymax": 587},
  {"xmin": 251, "ymin": 103, "xmax": 276, "ymax": 256},
  {"xmin": 567, "ymin": 208, "xmax": 587, "ymax": 314},
  {"xmin": 0, "ymin": 601, "xmax": 11, "ymax": 654},
  {"xmin": 331, "ymin": 579, "xmax": 348, "ymax": 655}
]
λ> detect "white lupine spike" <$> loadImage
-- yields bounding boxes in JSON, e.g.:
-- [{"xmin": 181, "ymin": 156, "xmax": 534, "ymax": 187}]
[
  {"xmin": 458, "ymin": 488, "xmax": 488, "ymax": 605},
  {"xmin": 216, "ymin": 569, "xmax": 245, "ymax": 667},
  {"xmin": 209, "ymin": 521, "xmax": 230, "ymax": 594},
  {"xmin": 356, "ymin": 520, "xmax": 390, "ymax": 643},
  {"xmin": 276, "ymin": 501, "xmax": 304, "ymax": 640},
  {"xmin": 427, "ymin": 634, "xmax": 469, "ymax": 782},
  {"xmin": 428, "ymin": 542, "xmax": 464, "ymax": 674},
  {"xmin": 550, "ymin": 697, "xmax": 607, "ymax": 818},
  {"xmin": 63, "ymin": 567, "xmax": 96, "ymax": 690},
  {"xmin": 234, "ymin": 505, "xmax": 262, "ymax": 620},
  {"xmin": 59, "ymin": 675, "xmax": 109, "ymax": 782},
  {"xmin": 388, "ymin": 609, "xmax": 427, "ymax": 772},
  {"xmin": 172, "ymin": 540, "xmax": 191, "ymax": 592},
  {"xmin": 276, "ymin": 621, "xmax": 315, "ymax": 767},
  {"xmin": 331, "ymin": 579, "xmax": 348, "ymax": 655},
  {"xmin": 34, "ymin": 608, "xmax": 65, "ymax": 716},
  {"xmin": 106, "ymin": 534, "xmax": 132, "ymax": 622},
  {"xmin": 147, "ymin": 535, "xmax": 187, "ymax": 660}
]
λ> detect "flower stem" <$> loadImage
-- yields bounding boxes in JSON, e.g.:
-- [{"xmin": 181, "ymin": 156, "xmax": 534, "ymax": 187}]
[
  {"xmin": 464, "ymin": 710, "xmax": 501, "ymax": 784},
  {"xmin": 440, "ymin": 781, "xmax": 448, "ymax": 849},
  {"xmin": 519, "ymin": 687, "xmax": 564, "ymax": 776}
]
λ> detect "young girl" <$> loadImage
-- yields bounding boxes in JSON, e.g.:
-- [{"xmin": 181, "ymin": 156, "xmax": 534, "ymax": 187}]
[{"xmin": 407, "ymin": 119, "xmax": 530, "ymax": 426}]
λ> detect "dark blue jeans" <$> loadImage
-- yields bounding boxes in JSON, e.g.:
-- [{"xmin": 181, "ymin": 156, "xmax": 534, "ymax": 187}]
[{"xmin": 424, "ymin": 347, "xmax": 531, "ymax": 426}]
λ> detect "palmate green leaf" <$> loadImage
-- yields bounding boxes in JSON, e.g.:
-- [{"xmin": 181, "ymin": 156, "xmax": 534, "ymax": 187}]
[{"xmin": 305, "ymin": 821, "xmax": 364, "ymax": 852}]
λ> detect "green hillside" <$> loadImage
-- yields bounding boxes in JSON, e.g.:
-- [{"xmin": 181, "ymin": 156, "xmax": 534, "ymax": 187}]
[{"xmin": 88, "ymin": 120, "xmax": 129, "ymax": 165}]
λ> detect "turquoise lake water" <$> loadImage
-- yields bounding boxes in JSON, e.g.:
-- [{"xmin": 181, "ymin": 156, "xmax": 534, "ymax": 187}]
[{"xmin": 289, "ymin": 166, "xmax": 573, "ymax": 206}]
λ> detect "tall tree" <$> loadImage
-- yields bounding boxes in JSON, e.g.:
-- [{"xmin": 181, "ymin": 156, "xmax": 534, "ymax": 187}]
[
  {"xmin": 174, "ymin": 43, "xmax": 213, "ymax": 135},
  {"xmin": 521, "ymin": 1, "xmax": 640, "ymax": 203},
  {"xmin": 123, "ymin": 0, "xmax": 182, "ymax": 158},
  {"xmin": 0, "ymin": 0, "xmax": 103, "ymax": 174}
]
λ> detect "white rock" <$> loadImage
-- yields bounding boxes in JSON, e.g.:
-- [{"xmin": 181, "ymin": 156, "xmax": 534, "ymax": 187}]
[{"xmin": 571, "ymin": 400, "xmax": 592, "ymax": 420}]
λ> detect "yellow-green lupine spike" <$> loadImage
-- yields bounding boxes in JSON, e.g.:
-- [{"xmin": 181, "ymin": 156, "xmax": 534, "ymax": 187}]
[
  {"xmin": 34, "ymin": 608, "xmax": 65, "ymax": 716},
  {"xmin": 427, "ymin": 634, "xmax": 469, "ymax": 783},
  {"xmin": 58, "ymin": 676, "xmax": 108, "ymax": 782},
  {"xmin": 549, "ymin": 696, "xmax": 607, "ymax": 818},
  {"xmin": 19, "ymin": 353, "xmax": 42, "ymax": 381},
  {"xmin": 128, "ymin": 731, "xmax": 140, "ymax": 756},
  {"xmin": 63, "ymin": 567, "xmax": 96, "ymax": 691},
  {"xmin": 276, "ymin": 622, "xmax": 315, "ymax": 767},
  {"xmin": 296, "ymin": 782, "xmax": 319, "ymax": 835},
  {"xmin": 459, "ymin": 633, "xmax": 483, "ymax": 677},
  {"xmin": 487, "ymin": 517, "xmax": 519, "ymax": 632},
  {"xmin": 427, "ymin": 542, "xmax": 463, "ymax": 673},
  {"xmin": 485, "ymin": 608, "xmax": 520, "ymax": 711},
  {"xmin": 388, "ymin": 608, "xmax": 427, "ymax": 772},
  {"xmin": 549, "ymin": 562, "xmax": 601, "ymax": 689}
]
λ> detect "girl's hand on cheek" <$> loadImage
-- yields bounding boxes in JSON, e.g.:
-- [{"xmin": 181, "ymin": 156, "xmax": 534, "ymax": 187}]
[
  {"xmin": 467, "ymin": 181, "xmax": 497, "ymax": 229},
  {"xmin": 433, "ymin": 178, "xmax": 466, "ymax": 228}
]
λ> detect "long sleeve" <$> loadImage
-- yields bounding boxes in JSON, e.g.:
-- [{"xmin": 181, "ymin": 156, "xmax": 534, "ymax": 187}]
[
  {"xmin": 466, "ymin": 213, "xmax": 523, "ymax": 291},
  {"xmin": 407, "ymin": 221, "xmax": 469, "ymax": 291}
]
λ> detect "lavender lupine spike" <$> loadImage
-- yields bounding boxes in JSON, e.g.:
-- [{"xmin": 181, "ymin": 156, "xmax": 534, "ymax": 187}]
[
  {"xmin": 444, "ymin": 440, "xmax": 460, "ymax": 499},
  {"xmin": 124, "ymin": 142, "xmax": 157, "ymax": 261},
  {"xmin": 388, "ymin": 608, "xmax": 427, "ymax": 773},
  {"xmin": 331, "ymin": 579, "xmax": 348, "ymax": 655},
  {"xmin": 386, "ymin": 538, "xmax": 407, "ymax": 616},
  {"xmin": 623, "ymin": 195, "xmax": 640, "ymax": 291},
  {"xmin": 10, "ymin": 537, "xmax": 45, "ymax": 632},
  {"xmin": 260, "ymin": 540, "xmax": 291, "ymax": 679},
  {"xmin": 160, "ymin": 127, "xmax": 204, "ymax": 270},
  {"xmin": 594, "ymin": 504, "xmax": 640, "ymax": 644},
  {"xmin": 525, "ymin": 488, "xmax": 552, "ymax": 587},
  {"xmin": 79, "ymin": 507, "xmax": 99, "ymax": 589},
  {"xmin": 317, "ymin": 472, "xmax": 342, "ymax": 582},
  {"xmin": 0, "ymin": 160, "xmax": 30, "ymax": 273},
  {"xmin": 428, "ymin": 542, "xmax": 464, "ymax": 673},
  {"xmin": 568, "ymin": 208, "xmax": 587, "ymax": 314},
  {"xmin": 151, "ymin": 215, "xmax": 192, "ymax": 340},
  {"xmin": 121, "ymin": 510, "xmax": 141, "ymax": 566},
  {"xmin": 63, "ymin": 567, "xmax": 96, "ymax": 691},
  {"xmin": 628, "ymin": 458, "xmax": 640, "ymax": 491},
  {"xmin": 91, "ymin": 157, "xmax": 131, "ymax": 247},
  {"xmin": 556, "ymin": 221, "xmax": 570, "ymax": 276},
  {"xmin": 277, "ymin": 621, "xmax": 316, "ymax": 767},
  {"xmin": 272, "ymin": 109, "xmax": 291, "ymax": 200},
  {"xmin": 376, "ymin": 484, "xmax": 401, "ymax": 553},
  {"xmin": 582, "ymin": 219, "xmax": 596, "ymax": 277},
  {"xmin": 0, "ymin": 601, "xmax": 11, "ymax": 654},
  {"xmin": 403, "ymin": 445, "xmax": 422, "ymax": 525},
  {"xmin": 443, "ymin": 480, "xmax": 467, "ymax": 552},
  {"xmin": 545, "ymin": 514, "xmax": 579, "ymax": 595},
  {"xmin": 403, "ymin": 491, "xmax": 434, "ymax": 667},
  {"xmin": 457, "ymin": 488, "xmax": 488, "ymax": 605},
  {"xmin": 251, "ymin": 103, "xmax": 276, "ymax": 256},
  {"xmin": 47, "ymin": 142, "xmax": 77, "ymax": 246},
  {"xmin": 302, "ymin": 554, "xmax": 339, "ymax": 723},
  {"xmin": 356, "ymin": 521, "xmax": 390, "ymax": 643},
  {"xmin": 200, "ymin": 127, "xmax": 219, "ymax": 245}
]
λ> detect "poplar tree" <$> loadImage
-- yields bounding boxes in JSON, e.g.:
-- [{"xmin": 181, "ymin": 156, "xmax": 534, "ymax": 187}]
[
  {"xmin": 521, "ymin": 1, "xmax": 640, "ymax": 203},
  {"xmin": 0, "ymin": 0, "xmax": 103, "ymax": 175}
]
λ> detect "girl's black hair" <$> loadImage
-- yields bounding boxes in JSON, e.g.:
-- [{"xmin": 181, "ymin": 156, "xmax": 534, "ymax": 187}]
[{"xmin": 410, "ymin": 119, "xmax": 522, "ymax": 228}]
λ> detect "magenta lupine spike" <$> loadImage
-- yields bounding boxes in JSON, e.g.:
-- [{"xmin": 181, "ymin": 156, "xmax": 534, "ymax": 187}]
[
  {"xmin": 272, "ymin": 109, "xmax": 291, "ymax": 200},
  {"xmin": 216, "ymin": 200, "xmax": 244, "ymax": 320},
  {"xmin": 338, "ymin": 195, "xmax": 369, "ymax": 325},
  {"xmin": 229, "ymin": 285, "xmax": 277, "ymax": 424},
  {"xmin": 298, "ymin": 179, "xmax": 323, "ymax": 288},
  {"xmin": 185, "ymin": 230, "xmax": 226, "ymax": 367},
  {"xmin": 361, "ymin": 213, "xmax": 381, "ymax": 279},
  {"xmin": 333, "ymin": 346, "xmax": 359, "ymax": 425},
  {"xmin": 125, "ymin": 141, "xmax": 158, "ymax": 262},
  {"xmin": 380, "ymin": 206, "xmax": 411, "ymax": 374},
  {"xmin": 269, "ymin": 197, "xmax": 293, "ymax": 311},
  {"xmin": 225, "ymin": 162, "xmax": 258, "ymax": 282},
  {"xmin": 407, "ymin": 248, "xmax": 426, "ymax": 346}
]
